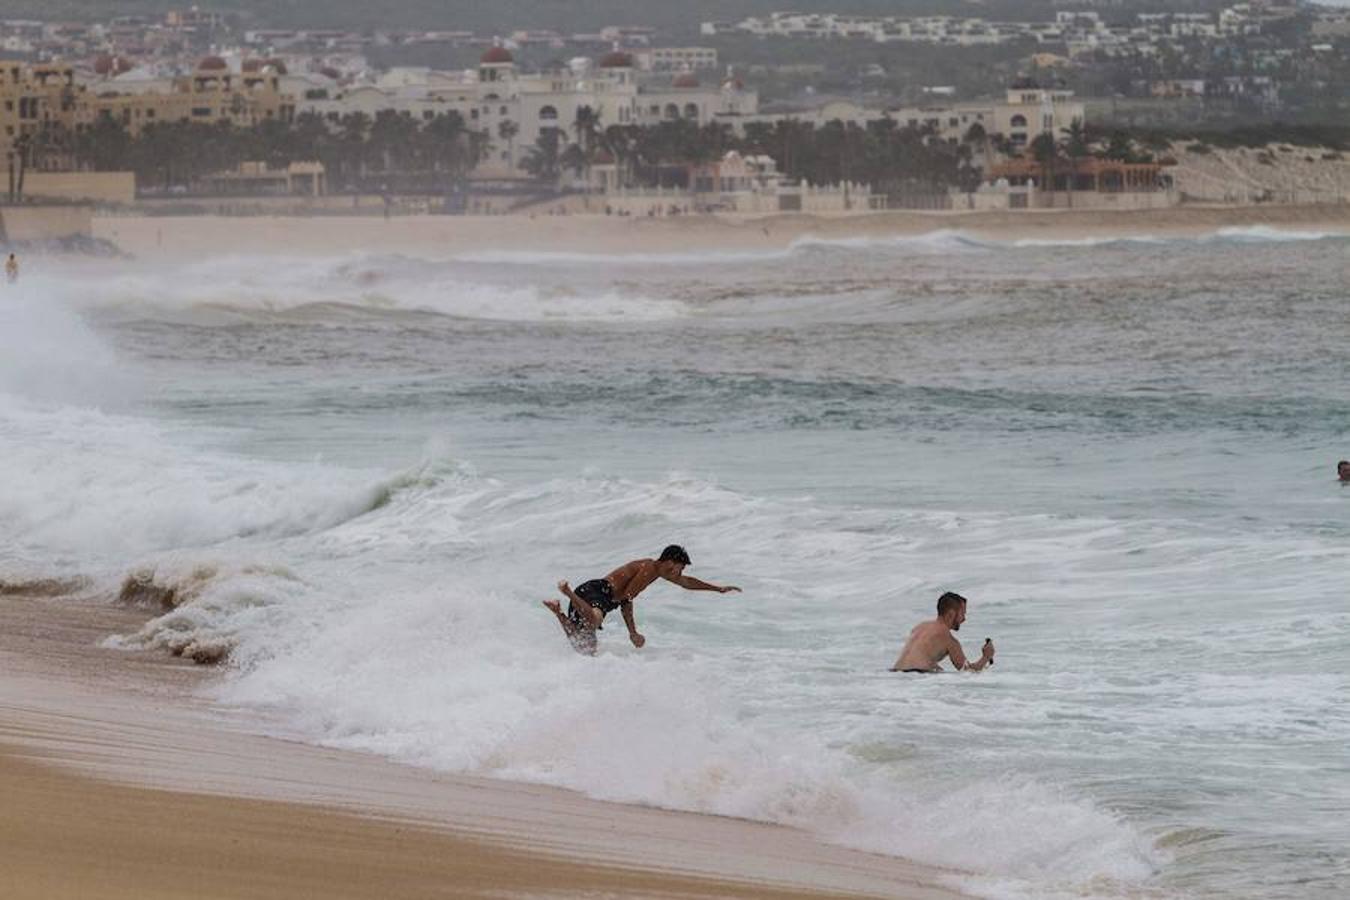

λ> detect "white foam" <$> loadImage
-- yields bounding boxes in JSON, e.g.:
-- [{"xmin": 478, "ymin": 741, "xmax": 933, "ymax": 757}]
[
  {"xmin": 1210, "ymin": 225, "xmax": 1343, "ymax": 242},
  {"xmin": 43, "ymin": 255, "xmax": 689, "ymax": 323},
  {"xmin": 86, "ymin": 463, "xmax": 1167, "ymax": 898}
]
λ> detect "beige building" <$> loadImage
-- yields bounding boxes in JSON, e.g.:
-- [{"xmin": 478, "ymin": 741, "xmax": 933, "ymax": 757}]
[
  {"xmin": 76, "ymin": 57, "xmax": 295, "ymax": 137},
  {"xmin": 2, "ymin": 58, "xmax": 295, "ymax": 175},
  {"xmin": 1, "ymin": 63, "xmax": 83, "ymax": 171}
]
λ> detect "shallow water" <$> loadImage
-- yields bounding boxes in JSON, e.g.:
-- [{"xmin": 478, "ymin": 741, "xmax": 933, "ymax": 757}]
[{"xmin": 2, "ymin": 227, "xmax": 1347, "ymax": 899}]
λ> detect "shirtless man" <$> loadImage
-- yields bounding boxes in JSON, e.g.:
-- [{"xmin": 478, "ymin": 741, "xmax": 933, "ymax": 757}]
[
  {"xmin": 890, "ymin": 592, "xmax": 995, "ymax": 673},
  {"xmin": 542, "ymin": 545, "xmax": 740, "ymax": 654}
]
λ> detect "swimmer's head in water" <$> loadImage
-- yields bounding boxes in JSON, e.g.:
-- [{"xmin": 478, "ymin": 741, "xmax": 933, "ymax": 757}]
[
  {"xmin": 1339, "ymin": 461, "xmax": 1350, "ymax": 481},
  {"xmin": 937, "ymin": 591, "xmax": 968, "ymax": 630}
]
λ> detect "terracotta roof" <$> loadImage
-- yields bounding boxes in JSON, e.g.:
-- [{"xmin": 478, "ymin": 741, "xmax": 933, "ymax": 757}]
[{"xmin": 599, "ymin": 50, "xmax": 634, "ymax": 68}]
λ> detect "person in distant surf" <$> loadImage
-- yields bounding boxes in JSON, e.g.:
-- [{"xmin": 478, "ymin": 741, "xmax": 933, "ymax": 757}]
[
  {"xmin": 1339, "ymin": 460, "xmax": 1350, "ymax": 483},
  {"xmin": 4, "ymin": 253, "xmax": 17, "ymax": 283},
  {"xmin": 542, "ymin": 545, "xmax": 740, "ymax": 655},
  {"xmin": 890, "ymin": 591, "xmax": 995, "ymax": 673}
]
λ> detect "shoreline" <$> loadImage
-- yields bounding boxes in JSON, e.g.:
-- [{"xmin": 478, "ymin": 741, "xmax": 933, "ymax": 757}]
[
  {"xmin": 89, "ymin": 204, "xmax": 1350, "ymax": 260},
  {"xmin": 0, "ymin": 592, "xmax": 967, "ymax": 899}
]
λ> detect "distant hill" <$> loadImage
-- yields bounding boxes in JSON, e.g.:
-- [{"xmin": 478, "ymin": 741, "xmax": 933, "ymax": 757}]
[{"xmin": 3, "ymin": 1, "xmax": 1066, "ymax": 35}]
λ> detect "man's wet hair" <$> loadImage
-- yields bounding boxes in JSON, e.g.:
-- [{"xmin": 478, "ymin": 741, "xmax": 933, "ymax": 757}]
[
  {"xmin": 659, "ymin": 545, "xmax": 691, "ymax": 565},
  {"xmin": 937, "ymin": 592, "xmax": 968, "ymax": 616},
  {"xmin": 1339, "ymin": 460, "xmax": 1350, "ymax": 471}
]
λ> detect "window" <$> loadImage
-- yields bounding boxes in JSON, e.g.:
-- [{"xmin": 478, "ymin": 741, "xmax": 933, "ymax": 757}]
[
  {"xmin": 539, "ymin": 105, "xmax": 558, "ymax": 121},
  {"xmin": 1010, "ymin": 114, "xmax": 1027, "ymax": 128},
  {"xmin": 192, "ymin": 107, "xmax": 212, "ymax": 116},
  {"xmin": 146, "ymin": 109, "xmax": 155, "ymax": 118}
]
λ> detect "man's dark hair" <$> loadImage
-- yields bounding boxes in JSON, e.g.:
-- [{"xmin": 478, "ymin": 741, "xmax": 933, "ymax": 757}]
[
  {"xmin": 937, "ymin": 592, "xmax": 968, "ymax": 616},
  {"xmin": 659, "ymin": 544, "xmax": 691, "ymax": 565},
  {"xmin": 1339, "ymin": 460, "xmax": 1350, "ymax": 470}
]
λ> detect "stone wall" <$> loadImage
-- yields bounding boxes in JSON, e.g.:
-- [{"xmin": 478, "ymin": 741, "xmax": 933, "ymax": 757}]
[
  {"xmin": 0, "ymin": 205, "xmax": 94, "ymax": 241},
  {"xmin": 22, "ymin": 172, "xmax": 135, "ymax": 205}
]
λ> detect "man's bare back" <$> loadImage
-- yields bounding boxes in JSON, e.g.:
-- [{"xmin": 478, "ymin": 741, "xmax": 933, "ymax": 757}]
[
  {"xmin": 890, "ymin": 592, "xmax": 994, "ymax": 673},
  {"xmin": 541, "ymin": 545, "xmax": 740, "ymax": 655}
]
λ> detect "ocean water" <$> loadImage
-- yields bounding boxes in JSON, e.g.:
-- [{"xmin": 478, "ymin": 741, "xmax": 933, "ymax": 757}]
[{"xmin": 2, "ymin": 227, "xmax": 1348, "ymax": 899}]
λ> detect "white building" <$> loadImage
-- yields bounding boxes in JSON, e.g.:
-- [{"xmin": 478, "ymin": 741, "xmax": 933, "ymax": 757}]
[
  {"xmin": 633, "ymin": 47, "xmax": 719, "ymax": 72},
  {"xmin": 733, "ymin": 89, "xmax": 1084, "ymax": 151},
  {"xmin": 290, "ymin": 48, "xmax": 757, "ymax": 173}
]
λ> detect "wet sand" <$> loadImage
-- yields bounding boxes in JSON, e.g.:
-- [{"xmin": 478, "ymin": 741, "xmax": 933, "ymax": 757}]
[{"xmin": 0, "ymin": 591, "xmax": 966, "ymax": 899}]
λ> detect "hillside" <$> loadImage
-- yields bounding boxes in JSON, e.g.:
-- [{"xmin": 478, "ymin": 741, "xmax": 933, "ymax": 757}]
[
  {"xmin": 2, "ymin": 1, "xmax": 1065, "ymax": 33},
  {"xmin": 1169, "ymin": 143, "xmax": 1350, "ymax": 205}
]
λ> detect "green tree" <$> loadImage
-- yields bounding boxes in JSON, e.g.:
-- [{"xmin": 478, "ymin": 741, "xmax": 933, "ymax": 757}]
[
  {"xmin": 497, "ymin": 119, "xmax": 519, "ymax": 169},
  {"xmin": 521, "ymin": 128, "xmax": 562, "ymax": 181}
]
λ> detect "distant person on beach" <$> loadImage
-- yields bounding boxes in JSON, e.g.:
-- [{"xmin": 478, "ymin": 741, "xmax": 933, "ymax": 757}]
[
  {"xmin": 891, "ymin": 592, "xmax": 995, "ymax": 673},
  {"xmin": 1339, "ymin": 460, "xmax": 1350, "ymax": 482},
  {"xmin": 4, "ymin": 253, "xmax": 17, "ymax": 283},
  {"xmin": 543, "ymin": 545, "xmax": 740, "ymax": 655}
]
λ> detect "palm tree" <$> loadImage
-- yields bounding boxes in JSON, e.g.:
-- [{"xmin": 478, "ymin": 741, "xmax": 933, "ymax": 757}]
[
  {"xmin": 600, "ymin": 124, "xmax": 639, "ymax": 188},
  {"xmin": 521, "ymin": 128, "xmax": 562, "ymax": 182},
  {"xmin": 571, "ymin": 105, "xmax": 601, "ymax": 185},
  {"xmin": 1060, "ymin": 117, "xmax": 1090, "ymax": 160},
  {"xmin": 337, "ymin": 112, "xmax": 372, "ymax": 183},
  {"xmin": 421, "ymin": 112, "xmax": 472, "ymax": 183},
  {"xmin": 572, "ymin": 105, "xmax": 601, "ymax": 157},
  {"xmin": 1030, "ymin": 131, "xmax": 1061, "ymax": 205},
  {"xmin": 497, "ymin": 119, "xmax": 520, "ymax": 169}
]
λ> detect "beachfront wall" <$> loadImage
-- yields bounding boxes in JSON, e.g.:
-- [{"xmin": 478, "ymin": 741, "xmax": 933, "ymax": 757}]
[
  {"xmin": 956, "ymin": 188, "xmax": 1179, "ymax": 211},
  {"xmin": 600, "ymin": 182, "xmax": 884, "ymax": 217},
  {"xmin": 0, "ymin": 204, "xmax": 94, "ymax": 241},
  {"xmin": 20, "ymin": 172, "xmax": 136, "ymax": 205}
]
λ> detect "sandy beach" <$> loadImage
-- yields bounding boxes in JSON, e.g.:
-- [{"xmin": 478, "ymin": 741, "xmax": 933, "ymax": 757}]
[
  {"xmin": 91, "ymin": 204, "xmax": 1350, "ymax": 260},
  {"xmin": 0, "ymin": 590, "xmax": 967, "ymax": 899}
]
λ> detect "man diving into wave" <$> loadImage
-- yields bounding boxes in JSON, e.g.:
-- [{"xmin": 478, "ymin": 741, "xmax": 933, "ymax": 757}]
[{"xmin": 543, "ymin": 545, "xmax": 740, "ymax": 655}]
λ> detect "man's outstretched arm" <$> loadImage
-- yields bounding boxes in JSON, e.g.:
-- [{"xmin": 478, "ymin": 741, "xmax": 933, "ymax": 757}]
[{"xmin": 667, "ymin": 573, "xmax": 740, "ymax": 594}]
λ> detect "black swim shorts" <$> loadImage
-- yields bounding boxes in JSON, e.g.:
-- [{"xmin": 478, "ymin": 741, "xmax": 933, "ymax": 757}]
[{"xmin": 567, "ymin": 578, "xmax": 618, "ymax": 629}]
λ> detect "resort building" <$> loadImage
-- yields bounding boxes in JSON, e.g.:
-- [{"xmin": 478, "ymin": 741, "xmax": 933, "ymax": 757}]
[
  {"xmin": 1, "ymin": 58, "xmax": 294, "ymax": 178},
  {"xmin": 735, "ymin": 88, "xmax": 1085, "ymax": 149},
  {"xmin": 293, "ymin": 48, "xmax": 757, "ymax": 172},
  {"xmin": 1, "ymin": 63, "xmax": 83, "ymax": 170},
  {"xmin": 75, "ymin": 57, "xmax": 295, "ymax": 136}
]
